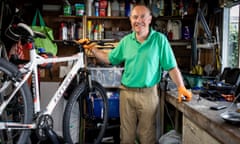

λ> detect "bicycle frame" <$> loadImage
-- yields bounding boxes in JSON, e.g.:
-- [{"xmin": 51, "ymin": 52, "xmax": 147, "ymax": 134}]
[{"xmin": 0, "ymin": 42, "xmax": 85, "ymax": 129}]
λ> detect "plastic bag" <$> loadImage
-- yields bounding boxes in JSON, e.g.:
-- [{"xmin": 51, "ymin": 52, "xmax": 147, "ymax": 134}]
[
  {"xmin": 158, "ymin": 130, "xmax": 182, "ymax": 144},
  {"xmin": 31, "ymin": 9, "xmax": 58, "ymax": 56}
]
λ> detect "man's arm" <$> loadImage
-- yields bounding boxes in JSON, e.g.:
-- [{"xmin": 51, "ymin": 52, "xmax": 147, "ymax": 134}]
[
  {"xmin": 91, "ymin": 48, "xmax": 110, "ymax": 64},
  {"xmin": 76, "ymin": 38, "xmax": 111, "ymax": 64},
  {"xmin": 168, "ymin": 67, "xmax": 184, "ymax": 87},
  {"xmin": 168, "ymin": 67, "xmax": 192, "ymax": 102}
]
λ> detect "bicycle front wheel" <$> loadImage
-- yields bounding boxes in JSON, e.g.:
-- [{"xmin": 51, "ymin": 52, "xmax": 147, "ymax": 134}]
[
  {"xmin": 0, "ymin": 58, "xmax": 33, "ymax": 144},
  {"xmin": 63, "ymin": 81, "xmax": 108, "ymax": 144}
]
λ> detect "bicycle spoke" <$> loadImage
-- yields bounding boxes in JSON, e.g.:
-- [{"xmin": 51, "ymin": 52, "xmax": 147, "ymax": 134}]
[
  {"xmin": 0, "ymin": 59, "xmax": 33, "ymax": 144},
  {"xmin": 63, "ymin": 81, "xmax": 108, "ymax": 144}
]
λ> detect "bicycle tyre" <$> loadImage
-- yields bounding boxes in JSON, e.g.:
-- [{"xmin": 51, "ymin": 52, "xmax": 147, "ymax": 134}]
[
  {"xmin": 0, "ymin": 58, "xmax": 33, "ymax": 144},
  {"xmin": 0, "ymin": 41, "xmax": 8, "ymax": 60},
  {"xmin": 63, "ymin": 81, "xmax": 108, "ymax": 144}
]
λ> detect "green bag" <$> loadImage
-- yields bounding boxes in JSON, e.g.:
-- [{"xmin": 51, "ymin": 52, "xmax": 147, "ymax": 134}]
[{"xmin": 31, "ymin": 9, "xmax": 58, "ymax": 56}]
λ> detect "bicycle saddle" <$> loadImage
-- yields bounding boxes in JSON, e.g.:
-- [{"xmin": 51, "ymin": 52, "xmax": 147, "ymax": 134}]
[{"xmin": 5, "ymin": 23, "xmax": 46, "ymax": 41}]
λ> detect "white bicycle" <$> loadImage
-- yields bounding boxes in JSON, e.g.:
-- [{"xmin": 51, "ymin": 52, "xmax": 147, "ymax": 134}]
[{"xmin": 0, "ymin": 23, "xmax": 109, "ymax": 144}]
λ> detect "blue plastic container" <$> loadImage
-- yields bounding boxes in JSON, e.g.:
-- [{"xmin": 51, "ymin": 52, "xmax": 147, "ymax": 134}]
[{"xmin": 92, "ymin": 96, "xmax": 119, "ymax": 119}]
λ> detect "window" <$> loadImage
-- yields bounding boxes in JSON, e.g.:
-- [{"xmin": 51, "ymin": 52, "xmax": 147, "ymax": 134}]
[{"xmin": 222, "ymin": 3, "xmax": 240, "ymax": 68}]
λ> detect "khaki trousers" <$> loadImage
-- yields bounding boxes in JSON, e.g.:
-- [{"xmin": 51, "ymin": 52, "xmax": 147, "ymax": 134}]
[{"xmin": 119, "ymin": 85, "xmax": 159, "ymax": 144}]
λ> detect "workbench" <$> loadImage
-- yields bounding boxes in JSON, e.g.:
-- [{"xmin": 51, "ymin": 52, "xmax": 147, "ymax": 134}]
[{"xmin": 161, "ymin": 90, "xmax": 240, "ymax": 144}]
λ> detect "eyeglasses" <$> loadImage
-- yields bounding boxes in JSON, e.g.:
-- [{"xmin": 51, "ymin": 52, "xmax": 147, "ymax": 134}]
[{"xmin": 131, "ymin": 14, "xmax": 151, "ymax": 20}]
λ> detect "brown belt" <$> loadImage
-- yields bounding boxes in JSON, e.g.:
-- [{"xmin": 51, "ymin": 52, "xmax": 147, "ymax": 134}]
[{"xmin": 119, "ymin": 84, "xmax": 156, "ymax": 92}]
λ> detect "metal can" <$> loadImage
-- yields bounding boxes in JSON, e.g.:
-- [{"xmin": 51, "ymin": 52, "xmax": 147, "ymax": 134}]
[{"xmin": 63, "ymin": 5, "xmax": 72, "ymax": 16}]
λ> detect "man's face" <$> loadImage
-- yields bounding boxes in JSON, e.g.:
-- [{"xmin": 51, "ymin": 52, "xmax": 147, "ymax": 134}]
[{"xmin": 130, "ymin": 6, "xmax": 152, "ymax": 34}]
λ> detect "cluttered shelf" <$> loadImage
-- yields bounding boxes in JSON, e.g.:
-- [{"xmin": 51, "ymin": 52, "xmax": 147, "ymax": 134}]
[
  {"xmin": 58, "ymin": 15, "xmax": 129, "ymax": 20},
  {"xmin": 58, "ymin": 15, "xmax": 83, "ymax": 19},
  {"xmin": 85, "ymin": 16, "xmax": 129, "ymax": 20},
  {"xmin": 153, "ymin": 15, "xmax": 195, "ymax": 21}
]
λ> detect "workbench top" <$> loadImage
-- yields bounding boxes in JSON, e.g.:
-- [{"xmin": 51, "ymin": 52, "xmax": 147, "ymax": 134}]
[{"xmin": 165, "ymin": 90, "xmax": 240, "ymax": 144}]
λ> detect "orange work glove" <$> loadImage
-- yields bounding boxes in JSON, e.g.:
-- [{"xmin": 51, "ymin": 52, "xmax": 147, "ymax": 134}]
[
  {"xmin": 83, "ymin": 42, "xmax": 97, "ymax": 50},
  {"xmin": 76, "ymin": 38, "xmax": 97, "ymax": 50},
  {"xmin": 76, "ymin": 38, "xmax": 90, "ymax": 44},
  {"xmin": 178, "ymin": 86, "xmax": 192, "ymax": 102}
]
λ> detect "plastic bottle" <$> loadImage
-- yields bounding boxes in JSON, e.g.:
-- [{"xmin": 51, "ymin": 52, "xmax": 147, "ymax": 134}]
[
  {"xmin": 87, "ymin": 20, "xmax": 92, "ymax": 39},
  {"xmin": 125, "ymin": 0, "xmax": 130, "ymax": 16},
  {"xmin": 69, "ymin": 22, "xmax": 75, "ymax": 40},
  {"xmin": 172, "ymin": 20, "xmax": 182, "ymax": 40},
  {"xmin": 183, "ymin": 26, "xmax": 190, "ymax": 40},
  {"xmin": 168, "ymin": 30, "xmax": 173, "ymax": 40},
  {"xmin": 75, "ymin": 3, "xmax": 85, "ymax": 16},
  {"xmin": 95, "ymin": 1, "xmax": 99, "ymax": 16},
  {"xmin": 99, "ymin": 23, "xmax": 104, "ymax": 40},
  {"xmin": 107, "ymin": 0, "xmax": 111, "ymax": 16},
  {"xmin": 179, "ymin": 0, "xmax": 184, "ymax": 18},
  {"xmin": 171, "ymin": 0, "xmax": 177, "ymax": 16},
  {"xmin": 119, "ymin": 1, "xmax": 125, "ymax": 16},
  {"xmin": 63, "ymin": 0, "xmax": 72, "ymax": 16},
  {"xmin": 111, "ymin": 0, "xmax": 119, "ymax": 16},
  {"xmin": 159, "ymin": 0, "xmax": 164, "ymax": 16},
  {"xmin": 59, "ymin": 22, "xmax": 68, "ymax": 40},
  {"xmin": 167, "ymin": 20, "xmax": 173, "ymax": 34},
  {"xmin": 87, "ymin": 0, "xmax": 93, "ymax": 16},
  {"xmin": 93, "ymin": 24, "xmax": 98, "ymax": 40},
  {"xmin": 76, "ymin": 22, "xmax": 83, "ymax": 39}
]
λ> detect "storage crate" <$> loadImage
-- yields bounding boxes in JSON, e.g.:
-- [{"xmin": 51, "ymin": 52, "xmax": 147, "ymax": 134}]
[
  {"xmin": 88, "ymin": 67, "xmax": 124, "ymax": 87},
  {"xmin": 92, "ymin": 96, "xmax": 120, "ymax": 118}
]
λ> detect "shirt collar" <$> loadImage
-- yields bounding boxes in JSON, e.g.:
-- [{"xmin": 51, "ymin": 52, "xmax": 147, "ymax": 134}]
[{"xmin": 130, "ymin": 27, "xmax": 156, "ymax": 42}]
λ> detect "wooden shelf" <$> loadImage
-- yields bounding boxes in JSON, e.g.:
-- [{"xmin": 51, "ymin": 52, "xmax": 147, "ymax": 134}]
[
  {"xmin": 58, "ymin": 15, "xmax": 129, "ymax": 20},
  {"xmin": 153, "ymin": 15, "xmax": 195, "ymax": 20},
  {"xmin": 186, "ymin": 43, "xmax": 217, "ymax": 49},
  {"xmin": 58, "ymin": 15, "xmax": 83, "ymax": 19},
  {"xmin": 86, "ymin": 16, "xmax": 129, "ymax": 20},
  {"xmin": 170, "ymin": 40, "xmax": 191, "ymax": 46}
]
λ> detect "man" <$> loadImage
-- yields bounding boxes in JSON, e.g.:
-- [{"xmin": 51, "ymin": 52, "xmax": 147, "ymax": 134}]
[{"xmin": 80, "ymin": 4, "xmax": 192, "ymax": 144}]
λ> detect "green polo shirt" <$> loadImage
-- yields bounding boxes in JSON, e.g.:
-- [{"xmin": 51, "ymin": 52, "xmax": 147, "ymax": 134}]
[{"xmin": 108, "ymin": 28, "xmax": 177, "ymax": 88}]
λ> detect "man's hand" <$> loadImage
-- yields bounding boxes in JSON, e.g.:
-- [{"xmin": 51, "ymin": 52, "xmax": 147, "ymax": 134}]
[
  {"xmin": 178, "ymin": 86, "xmax": 192, "ymax": 102},
  {"xmin": 83, "ymin": 42, "xmax": 97, "ymax": 50}
]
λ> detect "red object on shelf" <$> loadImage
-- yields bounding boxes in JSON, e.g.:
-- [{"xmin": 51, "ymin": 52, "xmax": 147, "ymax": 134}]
[{"xmin": 99, "ymin": 0, "xmax": 107, "ymax": 9}]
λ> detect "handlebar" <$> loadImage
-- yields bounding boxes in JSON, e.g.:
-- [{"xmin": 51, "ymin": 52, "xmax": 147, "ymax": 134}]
[
  {"xmin": 53, "ymin": 40, "xmax": 80, "ymax": 46},
  {"xmin": 53, "ymin": 39, "xmax": 115, "ymax": 47}
]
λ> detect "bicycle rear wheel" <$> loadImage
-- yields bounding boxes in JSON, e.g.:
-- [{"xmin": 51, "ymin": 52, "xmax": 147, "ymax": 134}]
[
  {"xmin": 0, "ymin": 58, "xmax": 33, "ymax": 144},
  {"xmin": 63, "ymin": 81, "xmax": 108, "ymax": 144}
]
